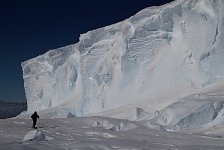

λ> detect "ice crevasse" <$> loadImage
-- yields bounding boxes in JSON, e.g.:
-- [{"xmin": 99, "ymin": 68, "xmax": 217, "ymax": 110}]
[{"xmin": 22, "ymin": 0, "xmax": 224, "ymax": 119}]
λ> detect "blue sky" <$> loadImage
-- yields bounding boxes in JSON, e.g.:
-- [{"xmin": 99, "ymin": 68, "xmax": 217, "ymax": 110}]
[{"xmin": 0, "ymin": 0, "xmax": 173, "ymax": 102}]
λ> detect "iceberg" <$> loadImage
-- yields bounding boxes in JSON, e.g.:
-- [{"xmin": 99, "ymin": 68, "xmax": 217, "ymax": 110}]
[{"xmin": 22, "ymin": 0, "xmax": 224, "ymax": 121}]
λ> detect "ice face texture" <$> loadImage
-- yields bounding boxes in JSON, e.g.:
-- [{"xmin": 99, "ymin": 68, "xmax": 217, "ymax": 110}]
[{"xmin": 22, "ymin": 0, "xmax": 224, "ymax": 116}]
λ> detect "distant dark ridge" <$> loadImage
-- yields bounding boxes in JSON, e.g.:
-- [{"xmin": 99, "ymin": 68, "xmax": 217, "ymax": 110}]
[{"xmin": 0, "ymin": 101, "xmax": 27, "ymax": 119}]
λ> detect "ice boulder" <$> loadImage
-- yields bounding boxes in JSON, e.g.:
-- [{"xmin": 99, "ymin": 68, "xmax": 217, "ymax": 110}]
[
  {"xmin": 174, "ymin": 101, "xmax": 224, "ymax": 130},
  {"xmin": 132, "ymin": 107, "xmax": 150, "ymax": 121},
  {"xmin": 153, "ymin": 96, "xmax": 224, "ymax": 130},
  {"xmin": 23, "ymin": 130, "xmax": 46, "ymax": 141},
  {"xmin": 118, "ymin": 120, "xmax": 137, "ymax": 131},
  {"xmin": 91, "ymin": 118, "xmax": 137, "ymax": 131}
]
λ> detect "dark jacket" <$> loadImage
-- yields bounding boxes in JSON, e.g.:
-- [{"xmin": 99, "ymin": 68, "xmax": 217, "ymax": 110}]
[{"xmin": 31, "ymin": 112, "xmax": 39, "ymax": 120}]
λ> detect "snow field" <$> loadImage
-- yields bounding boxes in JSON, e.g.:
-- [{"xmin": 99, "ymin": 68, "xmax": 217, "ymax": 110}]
[{"xmin": 1, "ymin": 116, "xmax": 224, "ymax": 150}]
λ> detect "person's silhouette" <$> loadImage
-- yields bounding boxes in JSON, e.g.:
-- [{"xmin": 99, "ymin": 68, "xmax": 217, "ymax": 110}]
[{"xmin": 31, "ymin": 111, "xmax": 39, "ymax": 129}]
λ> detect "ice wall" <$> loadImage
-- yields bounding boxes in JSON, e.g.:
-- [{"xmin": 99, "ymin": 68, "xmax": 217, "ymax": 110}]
[
  {"xmin": 22, "ymin": 45, "xmax": 81, "ymax": 112},
  {"xmin": 22, "ymin": 0, "xmax": 224, "ymax": 116}
]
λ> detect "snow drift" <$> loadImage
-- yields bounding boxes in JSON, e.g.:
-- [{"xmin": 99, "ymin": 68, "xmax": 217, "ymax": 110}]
[{"xmin": 22, "ymin": 0, "xmax": 224, "ymax": 128}]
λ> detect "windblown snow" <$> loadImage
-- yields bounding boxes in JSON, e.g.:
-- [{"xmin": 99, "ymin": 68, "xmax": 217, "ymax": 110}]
[{"xmin": 22, "ymin": 0, "xmax": 224, "ymax": 130}]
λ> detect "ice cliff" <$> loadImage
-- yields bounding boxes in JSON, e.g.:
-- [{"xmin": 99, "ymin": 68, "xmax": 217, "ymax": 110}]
[{"xmin": 22, "ymin": 0, "xmax": 224, "ymax": 121}]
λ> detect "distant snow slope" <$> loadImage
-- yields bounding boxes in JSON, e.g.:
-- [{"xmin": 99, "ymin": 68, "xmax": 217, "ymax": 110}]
[
  {"xmin": 0, "ymin": 101, "xmax": 27, "ymax": 119},
  {"xmin": 22, "ymin": 0, "xmax": 224, "ymax": 128}
]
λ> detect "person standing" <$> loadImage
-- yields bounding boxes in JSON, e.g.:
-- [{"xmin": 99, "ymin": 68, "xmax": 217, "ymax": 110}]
[{"xmin": 31, "ymin": 111, "xmax": 39, "ymax": 129}]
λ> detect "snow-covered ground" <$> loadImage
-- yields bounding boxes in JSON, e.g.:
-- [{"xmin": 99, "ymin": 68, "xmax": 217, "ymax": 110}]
[{"xmin": 1, "ymin": 116, "xmax": 224, "ymax": 150}]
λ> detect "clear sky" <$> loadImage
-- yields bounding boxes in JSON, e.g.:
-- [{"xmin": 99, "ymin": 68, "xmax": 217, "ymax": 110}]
[{"xmin": 0, "ymin": 0, "xmax": 173, "ymax": 103}]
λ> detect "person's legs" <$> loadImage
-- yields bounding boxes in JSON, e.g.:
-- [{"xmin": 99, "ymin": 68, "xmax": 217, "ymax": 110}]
[{"xmin": 33, "ymin": 119, "xmax": 37, "ymax": 128}]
